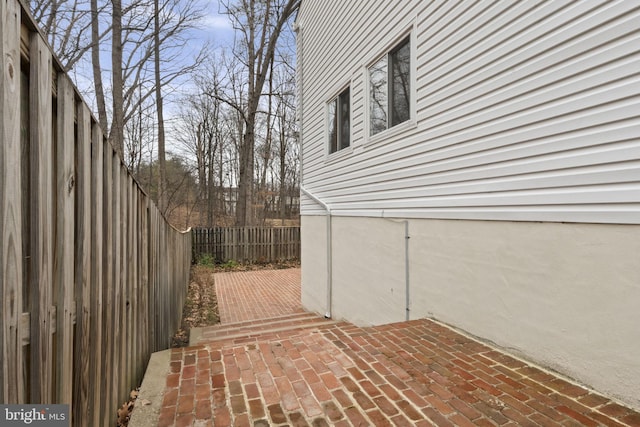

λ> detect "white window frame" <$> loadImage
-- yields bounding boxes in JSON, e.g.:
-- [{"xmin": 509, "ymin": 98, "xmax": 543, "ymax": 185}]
[
  {"xmin": 365, "ymin": 28, "xmax": 416, "ymax": 145},
  {"xmin": 326, "ymin": 85, "xmax": 352, "ymax": 157}
]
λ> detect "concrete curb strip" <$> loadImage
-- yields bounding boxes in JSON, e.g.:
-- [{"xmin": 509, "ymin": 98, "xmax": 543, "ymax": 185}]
[{"xmin": 128, "ymin": 349, "xmax": 171, "ymax": 427}]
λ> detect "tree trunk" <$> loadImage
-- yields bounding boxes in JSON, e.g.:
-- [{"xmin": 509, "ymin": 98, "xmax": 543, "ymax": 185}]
[
  {"xmin": 90, "ymin": 0, "xmax": 107, "ymax": 133},
  {"xmin": 111, "ymin": 0, "xmax": 124, "ymax": 157},
  {"xmin": 236, "ymin": 110, "xmax": 256, "ymax": 226},
  {"xmin": 279, "ymin": 113, "xmax": 287, "ymax": 223},
  {"xmin": 154, "ymin": 0, "xmax": 167, "ymax": 212},
  {"xmin": 225, "ymin": 0, "xmax": 300, "ymax": 226}
]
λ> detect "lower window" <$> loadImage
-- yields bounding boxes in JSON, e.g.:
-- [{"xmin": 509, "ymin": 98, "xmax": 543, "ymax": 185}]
[
  {"xmin": 328, "ymin": 87, "xmax": 350, "ymax": 154},
  {"xmin": 369, "ymin": 36, "xmax": 411, "ymax": 136}
]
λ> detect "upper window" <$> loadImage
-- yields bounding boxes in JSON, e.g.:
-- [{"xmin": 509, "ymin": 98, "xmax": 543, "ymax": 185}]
[
  {"xmin": 328, "ymin": 87, "xmax": 350, "ymax": 154},
  {"xmin": 369, "ymin": 36, "xmax": 411, "ymax": 136}
]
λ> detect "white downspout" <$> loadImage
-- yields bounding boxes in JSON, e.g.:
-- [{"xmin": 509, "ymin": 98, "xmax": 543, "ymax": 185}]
[
  {"xmin": 300, "ymin": 187, "xmax": 333, "ymax": 319},
  {"xmin": 382, "ymin": 213, "xmax": 411, "ymax": 321},
  {"xmin": 404, "ymin": 220, "xmax": 410, "ymax": 321}
]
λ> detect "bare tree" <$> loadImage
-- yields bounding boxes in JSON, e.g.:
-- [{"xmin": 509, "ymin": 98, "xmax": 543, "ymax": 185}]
[
  {"xmin": 30, "ymin": 0, "xmax": 94, "ymax": 71},
  {"xmin": 154, "ymin": 0, "xmax": 166, "ymax": 211},
  {"xmin": 217, "ymin": 0, "xmax": 300, "ymax": 226},
  {"xmin": 274, "ymin": 71, "xmax": 297, "ymax": 222},
  {"xmin": 89, "ymin": 0, "xmax": 108, "ymax": 131},
  {"xmin": 174, "ymin": 68, "xmax": 226, "ymax": 225},
  {"xmin": 124, "ymin": 85, "xmax": 155, "ymax": 174},
  {"xmin": 111, "ymin": 0, "xmax": 125, "ymax": 156},
  {"xmin": 31, "ymin": 0, "xmax": 205, "ymax": 176}
]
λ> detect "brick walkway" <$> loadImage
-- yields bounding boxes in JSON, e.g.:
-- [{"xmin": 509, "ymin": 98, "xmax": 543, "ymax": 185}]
[
  {"xmin": 156, "ymin": 269, "xmax": 640, "ymax": 427},
  {"xmin": 215, "ymin": 269, "xmax": 303, "ymax": 323}
]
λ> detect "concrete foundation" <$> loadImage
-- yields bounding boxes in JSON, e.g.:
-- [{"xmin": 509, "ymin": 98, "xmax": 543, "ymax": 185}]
[{"xmin": 301, "ymin": 215, "xmax": 640, "ymax": 409}]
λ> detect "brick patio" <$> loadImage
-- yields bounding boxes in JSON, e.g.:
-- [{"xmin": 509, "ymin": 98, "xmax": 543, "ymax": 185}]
[{"xmin": 154, "ymin": 268, "xmax": 640, "ymax": 426}]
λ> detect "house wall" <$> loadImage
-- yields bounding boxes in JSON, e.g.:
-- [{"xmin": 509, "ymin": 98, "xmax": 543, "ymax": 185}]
[
  {"xmin": 298, "ymin": 0, "xmax": 640, "ymax": 411},
  {"xmin": 302, "ymin": 215, "xmax": 640, "ymax": 409},
  {"xmin": 298, "ymin": 0, "xmax": 640, "ymax": 222}
]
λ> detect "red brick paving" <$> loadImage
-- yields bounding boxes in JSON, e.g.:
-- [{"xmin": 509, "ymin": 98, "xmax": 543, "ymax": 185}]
[
  {"xmin": 215, "ymin": 269, "xmax": 303, "ymax": 323},
  {"xmin": 155, "ymin": 269, "xmax": 640, "ymax": 426}
]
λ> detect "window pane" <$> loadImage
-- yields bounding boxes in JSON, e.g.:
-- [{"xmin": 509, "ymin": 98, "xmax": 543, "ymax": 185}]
[
  {"xmin": 339, "ymin": 88, "xmax": 350, "ymax": 149},
  {"xmin": 369, "ymin": 56, "xmax": 387, "ymax": 136},
  {"xmin": 391, "ymin": 38, "xmax": 410, "ymax": 126},
  {"xmin": 328, "ymin": 99, "xmax": 337, "ymax": 153}
]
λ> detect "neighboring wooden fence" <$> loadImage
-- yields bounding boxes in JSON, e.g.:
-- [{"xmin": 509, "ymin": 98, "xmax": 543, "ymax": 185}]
[
  {"xmin": 193, "ymin": 227, "xmax": 301, "ymax": 263},
  {"xmin": 0, "ymin": 1, "xmax": 192, "ymax": 425}
]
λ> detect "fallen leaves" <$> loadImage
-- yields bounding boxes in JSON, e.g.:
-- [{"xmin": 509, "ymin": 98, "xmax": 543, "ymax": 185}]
[
  {"xmin": 172, "ymin": 265, "xmax": 220, "ymax": 347},
  {"xmin": 116, "ymin": 389, "xmax": 139, "ymax": 427}
]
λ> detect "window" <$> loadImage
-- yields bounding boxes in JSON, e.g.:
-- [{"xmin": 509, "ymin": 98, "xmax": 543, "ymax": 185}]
[
  {"xmin": 328, "ymin": 87, "xmax": 350, "ymax": 153},
  {"xmin": 369, "ymin": 36, "xmax": 411, "ymax": 136}
]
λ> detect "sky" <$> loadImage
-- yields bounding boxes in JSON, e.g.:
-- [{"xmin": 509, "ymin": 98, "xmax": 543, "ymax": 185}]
[{"xmin": 190, "ymin": 0, "xmax": 236, "ymax": 51}]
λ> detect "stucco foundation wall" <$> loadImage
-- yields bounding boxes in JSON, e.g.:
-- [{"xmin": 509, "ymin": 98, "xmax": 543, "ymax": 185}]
[
  {"xmin": 301, "ymin": 215, "xmax": 640, "ymax": 409},
  {"xmin": 300, "ymin": 215, "xmax": 329, "ymax": 316}
]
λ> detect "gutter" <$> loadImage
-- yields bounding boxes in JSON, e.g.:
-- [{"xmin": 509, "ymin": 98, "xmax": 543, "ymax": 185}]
[{"xmin": 300, "ymin": 187, "xmax": 333, "ymax": 319}]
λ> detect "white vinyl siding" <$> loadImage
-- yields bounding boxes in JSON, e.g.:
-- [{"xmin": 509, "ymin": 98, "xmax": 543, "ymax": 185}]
[{"xmin": 297, "ymin": 0, "xmax": 640, "ymax": 224}]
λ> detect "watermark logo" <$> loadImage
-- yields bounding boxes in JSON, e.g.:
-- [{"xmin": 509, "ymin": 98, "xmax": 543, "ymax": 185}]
[{"xmin": 1, "ymin": 405, "xmax": 68, "ymax": 426}]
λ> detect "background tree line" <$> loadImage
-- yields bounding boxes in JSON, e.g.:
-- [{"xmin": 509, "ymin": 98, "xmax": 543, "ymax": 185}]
[{"xmin": 29, "ymin": 0, "xmax": 301, "ymax": 228}]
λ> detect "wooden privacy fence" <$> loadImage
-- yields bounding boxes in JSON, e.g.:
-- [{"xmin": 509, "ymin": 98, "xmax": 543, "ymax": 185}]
[
  {"xmin": 0, "ymin": 1, "xmax": 192, "ymax": 426},
  {"xmin": 192, "ymin": 227, "xmax": 301, "ymax": 263}
]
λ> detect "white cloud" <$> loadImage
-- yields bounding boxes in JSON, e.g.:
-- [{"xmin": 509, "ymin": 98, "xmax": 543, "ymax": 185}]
[{"xmin": 202, "ymin": 12, "xmax": 232, "ymax": 31}]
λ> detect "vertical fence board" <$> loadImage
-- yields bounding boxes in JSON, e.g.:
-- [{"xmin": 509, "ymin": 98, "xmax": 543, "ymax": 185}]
[
  {"xmin": 111, "ymin": 151, "xmax": 122, "ymax": 402},
  {"xmin": 89, "ymin": 124, "xmax": 104, "ymax": 426},
  {"xmin": 73, "ymin": 103, "xmax": 92, "ymax": 426},
  {"xmin": 148, "ymin": 208, "xmax": 156, "ymax": 352},
  {"xmin": 29, "ymin": 34, "xmax": 54, "ymax": 404},
  {"xmin": 136, "ymin": 192, "xmax": 144, "ymax": 380},
  {"xmin": 54, "ymin": 74, "xmax": 75, "ymax": 406},
  {"xmin": 138, "ymin": 194, "xmax": 149, "ymax": 375},
  {"xmin": 1, "ymin": 0, "xmax": 23, "ymax": 404},
  {"xmin": 127, "ymin": 176, "xmax": 135, "ymax": 387},
  {"xmin": 130, "ymin": 176, "xmax": 139, "ymax": 382},
  {"xmin": 101, "ymin": 143, "xmax": 113, "ymax": 426},
  {"xmin": 158, "ymin": 222, "xmax": 166, "ymax": 347}
]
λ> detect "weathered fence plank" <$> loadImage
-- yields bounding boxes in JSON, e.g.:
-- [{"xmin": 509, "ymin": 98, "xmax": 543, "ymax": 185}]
[
  {"xmin": 1, "ymin": 0, "xmax": 24, "ymax": 404},
  {"xmin": 192, "ymin": 226, "xmax": 301, "ymax": 263},
  {"xmin": 89, "ymin": 123, "xmax": 104, "ymax": 427},
  {"xmin": 140, "ymin": 195, "xmax": 149, "ymax": 364},
  {"xmin": 148, "ymin": 208, "xmax": 157, "ymax": 351},
  {"xmin": 54, "ymin": 74, "xmax": 75, "ymax": 407},
  {"xmin": 73, "ymin": 103, "xmax": 92, "ymax": 426},
  {"xmin": 29, "ymin": 33, "xmax": 55, "ymax": 404},
  {"xmin": 127, "ymin": 175, "xmax": 136, "ymax": 392},
  {"xmin": 101, "ymin": 143, "xmax": 114, "ymax": 427},
  {"xmin": 112, "ymin": 151, "xmax": 123, "ymax": 403}
]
